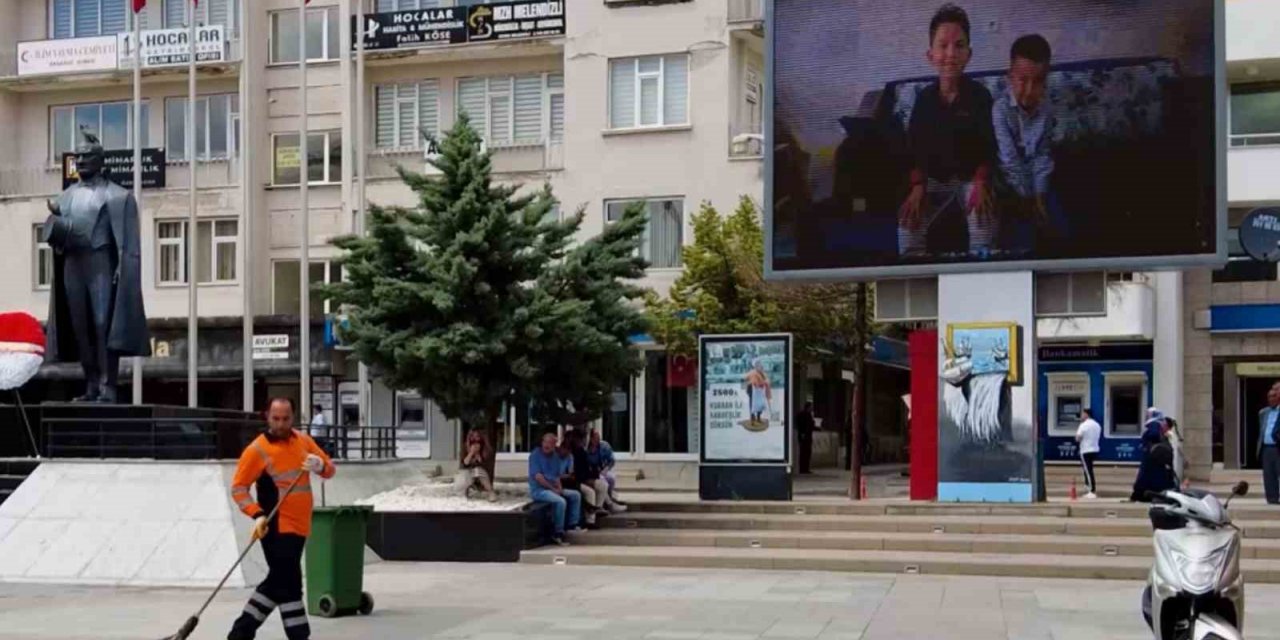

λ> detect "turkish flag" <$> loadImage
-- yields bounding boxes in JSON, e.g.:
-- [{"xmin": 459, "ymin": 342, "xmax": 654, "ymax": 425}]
[
  {"xmin": 132, "ymin": 0, "xmax": 144, "ymax": 11},
  {"xmin": 667, "ymin": 353, "xmax": 697, "ymax": 388}
]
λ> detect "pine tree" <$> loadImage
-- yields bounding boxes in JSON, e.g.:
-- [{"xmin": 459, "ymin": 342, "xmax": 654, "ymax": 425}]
[
  {"xmin": 325, "ymin": 114, "xmax": 570, "ymax": 456},
  {"xmin": 526, "ymin": 203, "xmax": 650, "ymax": 427},
  {"xmin": 324, "ymin": 115, "xmax": 648, "ymax": 471}
]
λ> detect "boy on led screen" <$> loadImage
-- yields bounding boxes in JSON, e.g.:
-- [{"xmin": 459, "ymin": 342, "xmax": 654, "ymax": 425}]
[{"xmin": 897, "ymin": 3, "xmax": 998, "ymax": 259}]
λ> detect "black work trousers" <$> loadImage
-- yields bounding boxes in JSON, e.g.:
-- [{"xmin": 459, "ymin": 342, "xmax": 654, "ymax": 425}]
[{"xmin": 228, "ymin": 533, "xmax": 310, "ymax": 640}]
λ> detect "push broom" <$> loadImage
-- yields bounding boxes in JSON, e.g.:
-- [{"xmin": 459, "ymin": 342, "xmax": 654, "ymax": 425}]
[{"xmin": 162, "ymin": 471, "xmax": 305, "ymax": 640}]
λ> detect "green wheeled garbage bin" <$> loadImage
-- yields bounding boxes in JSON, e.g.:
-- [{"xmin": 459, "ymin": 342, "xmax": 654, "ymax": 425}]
[{"xmin": 306, "ymin": 505, "xmax": 375, "ymax": 618}]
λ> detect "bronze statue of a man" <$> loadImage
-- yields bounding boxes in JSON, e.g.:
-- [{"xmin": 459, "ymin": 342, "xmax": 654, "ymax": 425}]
[{"xmin": 43, "ymin": 130, "xmax": 150, "ymax": 403}]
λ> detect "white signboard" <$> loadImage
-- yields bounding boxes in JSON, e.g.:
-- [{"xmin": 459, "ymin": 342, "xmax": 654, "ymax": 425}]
[
  {"xmin": 252, "ymin": 351, "xmax": 290, "ymax": 361},
  {"xmin": 699, "ymin": 334, "xmax": 792, "ymax": 464},
  {"xmin": 253, "ymin": 335, "xmax": 289, "ymax": 350},
  {"xmin": 118, "ymin": 25, "xmax": 225, "ymax": 69},
  {"xmin": 18, "ymin": 36, "xmax": 118, "ymax": 76}
]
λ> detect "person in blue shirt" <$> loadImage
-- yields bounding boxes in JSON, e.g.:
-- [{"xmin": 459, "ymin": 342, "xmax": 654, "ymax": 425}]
[
  {"xmin": 1258, "ymin": 382, "xmax": 1280, "ymax": 504},
  {"xmin": 528, "ymin": 432, "xmax": 582, "ymax": 545},
  {"xmin": 993, "ymin": 34, "xmax": 1069, "ymax": 255}
]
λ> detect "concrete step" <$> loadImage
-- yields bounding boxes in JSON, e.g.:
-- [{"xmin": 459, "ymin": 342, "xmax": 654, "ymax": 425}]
[
  {"xmin": 564, "ymin": 528, "xmax": 1280, "ymax": 560},
  {"xmin": 602, "ymin": 511, "xmax": 1280, "ymax": 539},
  {"xmin": 520, "ymin": 546, "xmax": 1280, "ymax": 583},
  {"xmin": 624, "ymin": 499, "xmax": 1280, "ymax": 522}
]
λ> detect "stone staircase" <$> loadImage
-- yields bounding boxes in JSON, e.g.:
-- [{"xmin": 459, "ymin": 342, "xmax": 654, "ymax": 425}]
[
  {"xmin": 0, "ymin": 459, "xmax": 39, "ymax": 506},
  {"xmin": 521, "ymin": 497, "xmax": 1280, "ymax": 582}
]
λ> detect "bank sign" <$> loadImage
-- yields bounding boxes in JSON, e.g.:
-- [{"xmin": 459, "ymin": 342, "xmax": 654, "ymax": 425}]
[
  {"xmin": 118, "ymin": 26, "xmax": 226, "ymax": 68},
  {"xmin": 354, "ymin": 1, "xmax": 565, "ymax": 51}
]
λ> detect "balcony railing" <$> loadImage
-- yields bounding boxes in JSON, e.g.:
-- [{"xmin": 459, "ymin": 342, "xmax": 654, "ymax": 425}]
[
  {"xmin": 728, "ymin": 0, "xmax": 764, "ymax": 24},
  {"xmin": 1230, "ymin": 133, "xmax": 1280, "ymax": 148},
  {"xmin": 366, "ymin": 139, "xmax": 564, "ymax": 180}
]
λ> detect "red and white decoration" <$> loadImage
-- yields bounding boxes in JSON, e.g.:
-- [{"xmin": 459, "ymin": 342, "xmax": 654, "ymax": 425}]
[{"xmin": 0, "ymin": 312, "xmax": 46, "ymax": 391}]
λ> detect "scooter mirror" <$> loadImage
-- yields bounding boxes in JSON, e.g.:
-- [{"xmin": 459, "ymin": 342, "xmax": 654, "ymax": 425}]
[{"xmin": 1233, "ymin": 481, "xmax": 1250, "ymax": 497}]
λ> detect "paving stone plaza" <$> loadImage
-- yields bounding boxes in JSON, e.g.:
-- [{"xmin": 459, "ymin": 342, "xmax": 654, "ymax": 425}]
[{"xmin": 4, "ymin": 563, "xmax": 1280, "ymax": 640}]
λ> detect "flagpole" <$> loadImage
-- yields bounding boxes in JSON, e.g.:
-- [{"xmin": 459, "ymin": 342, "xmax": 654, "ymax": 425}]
[
  {"xmin": 299, "ymin": 0, "xmax": 312, "ymax": 424},
  {"xmin": 132, "ymin": 3, "xmax": 144, "ymax": 405},
  {"xmin": 355, "ymin": 0, "xmax": 368, "ymax": 427},
  {"xmin": 186, "ymin": 0, "xmax": 199, "ymax": 408},
  {"xmin": 240, "ymin": 0, "xmax": 253, "ymax": 412}
]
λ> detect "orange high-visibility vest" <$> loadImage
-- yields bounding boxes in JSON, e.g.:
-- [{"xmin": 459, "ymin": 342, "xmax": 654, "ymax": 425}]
[{"xmin": 230, "ymin": 430, "xmax": 335, "ymax": 537}]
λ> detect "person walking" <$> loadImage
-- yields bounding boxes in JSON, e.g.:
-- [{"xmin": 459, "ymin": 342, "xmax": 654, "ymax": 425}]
[
  {"xmin": 797, "ymin": 401, "xmax": 817, "ymax": 475},
  {"xmin": 227, "ymin": 398, "xmax": 336, "ymax": 640},
  {"xmin": 1259, "ymin": 382, "xmax": 1280, "ymax": 504},
  {"xmin": 1075, "ymin": 408, "xmax": 1101, "ymax": 499}
]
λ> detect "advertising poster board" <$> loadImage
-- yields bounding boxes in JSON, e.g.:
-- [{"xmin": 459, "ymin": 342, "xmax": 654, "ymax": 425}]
[{"xmin": 700, "ymin": 334, "xmax": 792, "ymax": 464}]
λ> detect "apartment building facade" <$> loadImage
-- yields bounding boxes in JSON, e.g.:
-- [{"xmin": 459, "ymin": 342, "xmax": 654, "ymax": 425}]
[
  {"xmin": 1184, "ymin": 0, "xmax": 1280, "ymax": 474},
  {"xmin": 0, "ymin": 0, "xmax": 765, "ymax": 463}
]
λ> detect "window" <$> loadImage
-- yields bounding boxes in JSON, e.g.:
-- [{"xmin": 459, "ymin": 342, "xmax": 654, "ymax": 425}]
[
  {"xmin": 375, "ymin": 80, "xmax": 440, "ymax": 151},
  {"xmin": 269, "ymin": 7, "xmax": 339, "ymax": 64},
  {"xmin": 166, "ymin": 94, "xmax": 240, "ymax": 161},
  {"xmin": 609, "ymin": 54, "xmax": 690, "ymax": 129},
  {"xmin": 874, "ymin": 278, "xmax": 939, "ymax": 321},
  {"xmin": 50, "ymin": 0, "xmax": 138, "ymax": 39},
  {"xmin": 1046, "ymin": 373, "xmax": 1090, "ymax": 437},
  {"xmin": 1104, "ymin": 372, "xmax": 1148, "ymax": 438},
  {"xmin": 33, "ymin": 227, "xmax": 53, "ymax": 290},
  {"xmin": 272, "ymin": 131, "xmax": 342, "ymax": 185},
  {"xmin": 50, "ymin": 102, "xmax": 150, "ymax": 163},
  {"xmin": 606, "ymin": 198, "xmax": 684, "ymax": 269},
  {"xmin": 376, "ymin": 0, "xmax": 487, "ymax": 9},
  {"xmin": 155, "ymin": 219, "xmax": 239, "ymax": 285},
  {"xmin": 1035, "ymin": 272, "xmax": 1106, "ymax": 316},
  {"xmin": 455, "ymin": 72, "xmax": 564, "ymax": 146},
  {"xmin": 644, "ymin": 351, "xmax": 693, "ymax": 454},
  {"xmin": 601, "ymin": 377, "xmax": 633, "ymax": 453},
  {"xmin": 1230, "ymin": 84, "xmax": 1280, "ymax": 147},
  {"xmin": 272, "ymin": 260, "xmax": 344, "ymax": 317},
  {"xmin": 164, "ymin": 0, "xmax": 234, "ymax": 29}
]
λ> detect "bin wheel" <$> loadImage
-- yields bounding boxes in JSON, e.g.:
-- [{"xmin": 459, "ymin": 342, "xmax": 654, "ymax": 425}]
[
  {"xmin": 358, "ymin": 592, "xmax": 375, "ymax": 615},
  {"xmin": 316, "ymin": 594, "xmax": 337, "ymax": 618}
]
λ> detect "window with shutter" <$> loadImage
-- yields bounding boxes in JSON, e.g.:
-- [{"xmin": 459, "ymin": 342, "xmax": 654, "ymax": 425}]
[
  {"xmin": 396, "ymin": 84, "xmax": 416, "ymax": 148},
  {"xmin": 663, "ymin": 54, "xmax": 689, "ymax": 125},
  {"xmin": 549, "ymin": 93, "xmax": 564, "ymax": 142},
  {"xmin": 207, "ymin": 0, "xmax": 228, "ymax": 28},
  {"xmin": 418, "ymin": 79, "xmax": 440, "ymax": 146},
  {"xmin": 74, "ymin": 0, "xmax": 99, "ymax": 35},
  {"xmin": 513, "ymin": 75, "xmax": 542, "ymax": 144},
  {"xmin": 487, "ymin": 76, "xmax": 512, "ymax": 143},
  {"xmin": 164, "ymin": 0, "xmax": 184, "ymax": 27},
  {"xmin": 375, "ymin": 86, "xmax": 396, "ymax": 149},
  {"xmin": 609, "ymin": 54, "xmax": 691, "ymax": 129},
  {"xmin": 101, "ymin": 0, "xmax": 126, "ymax": 34},
  {"xmin": 52, "ymin": 0, "xmax": 73, "ymax": 38},
  {"xmin": 457, "ymin": 77, "xmax": 488, "ymax": 138},
  {"xmin": 609, "ymin": 59, "xmax": 636, "ymax": 129},
  {"xmin": 605, "ymin": 198, "xmax": 685, "ymax": 269}
]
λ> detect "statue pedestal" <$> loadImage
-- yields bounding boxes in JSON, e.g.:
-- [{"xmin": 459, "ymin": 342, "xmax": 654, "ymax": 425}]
[{"xmin": 0, "ymin": 403, "xmax": 262, "ymax": 459}]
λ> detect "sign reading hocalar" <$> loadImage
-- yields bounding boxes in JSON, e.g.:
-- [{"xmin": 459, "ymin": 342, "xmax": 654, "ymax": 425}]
[{"xmin": 700, "ymin": 336, "xmax": 791, "ymax": 464}]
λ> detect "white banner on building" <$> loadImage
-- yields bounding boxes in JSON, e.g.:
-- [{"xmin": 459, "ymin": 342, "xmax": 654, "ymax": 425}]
[
  {"xmin": 18, "ymin": 36, "xmax": 118, "ymax": 76},
  {"xmin": 117, "ymin": 25, "xmax": 226, "ymax": 69}
]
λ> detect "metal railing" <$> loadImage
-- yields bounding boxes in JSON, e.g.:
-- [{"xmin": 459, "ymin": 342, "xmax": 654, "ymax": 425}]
[
  {"xmin": 40, "ymin": 416, "xmax": 397, "ymax": 461},
  {"xmin": 313, "ymin": 425, "xmax": 399, "ymax": 461},
  {"xmin": 43, "ymin": 416, "xmax": 262, "ymax": 460}
]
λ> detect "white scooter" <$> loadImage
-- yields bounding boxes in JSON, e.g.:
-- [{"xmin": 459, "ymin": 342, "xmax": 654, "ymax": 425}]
[{"xmin": 1142, "ymin": 481, "xmax": 1250, "ymax": 640}]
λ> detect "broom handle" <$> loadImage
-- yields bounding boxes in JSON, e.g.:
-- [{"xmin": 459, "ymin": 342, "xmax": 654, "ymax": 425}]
[{"xmin": 191, "ymin": 472, "xmax": 305, "ymax": 620}]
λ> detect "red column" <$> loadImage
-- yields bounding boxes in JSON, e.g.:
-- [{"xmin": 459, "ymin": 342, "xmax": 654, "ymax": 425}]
[{"xmin": 909, "ymin": 329, "xmax": 938, "ymax": 501}]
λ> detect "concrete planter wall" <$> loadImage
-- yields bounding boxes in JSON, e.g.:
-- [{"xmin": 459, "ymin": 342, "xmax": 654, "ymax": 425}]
[{"xmin": 365, "ymin": 502, "xmax": 554, "ymax": 562}]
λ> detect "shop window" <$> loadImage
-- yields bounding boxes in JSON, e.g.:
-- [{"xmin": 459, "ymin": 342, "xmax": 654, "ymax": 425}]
[
  {"xmin": 1046, "ymin": 373, "xmax": 1090, "ymax": 437},
  {"xmin": 601, "ymin": 378, "xmax": 633, "ymax": 453},
  {"xmin": 1104, "ymin": 372, "xmax": 1147, "ymax": 438},
  {"xmin": 272, "ymin": 260, "xmax": 343, "ymax": 318},
  {"xmin": 644, "ymin": 351, "xmax": 693, "ymax": 454}
]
